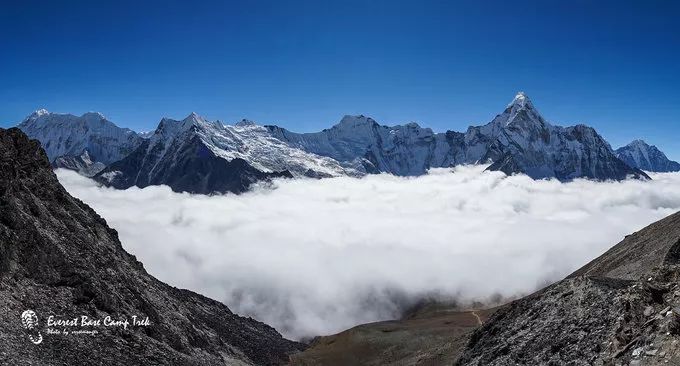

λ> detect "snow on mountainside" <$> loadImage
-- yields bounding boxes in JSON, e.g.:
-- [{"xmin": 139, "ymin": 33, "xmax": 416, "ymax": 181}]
[
  {"xmin": 266, "ymin": 115, "xmax": 466, "ymax": 176},
  {"xmin": 268, "ymin": 92, "xmax": 650, "ymax": 181},
  {"xmin": 477, "ymin": 93, "xmax": 648, "ymax": 180},
  {"xmin": 94, "ymin": 113, "xmax": 361, "ymax": 194},
  {"xmin": 615, "ymin": 140, "xmax": 680, "ymax": 172},
  {"xmin": 16, "ymin": 92, "xmax": 662, "ymax": 193},
  {"xmin": 17, "ymin": 110, "xmax": 144, "ymax": 175}
]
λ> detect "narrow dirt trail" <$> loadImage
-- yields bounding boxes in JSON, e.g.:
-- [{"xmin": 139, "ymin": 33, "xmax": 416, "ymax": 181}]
[{"xmin": 471, "ymin": 311, "xmax": 483, "ymax": 326}]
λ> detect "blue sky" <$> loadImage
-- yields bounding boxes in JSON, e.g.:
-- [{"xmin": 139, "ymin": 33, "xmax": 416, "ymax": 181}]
[{"xmin": 1, "ymin": 0, "xmax": 679, "ymax": 158}]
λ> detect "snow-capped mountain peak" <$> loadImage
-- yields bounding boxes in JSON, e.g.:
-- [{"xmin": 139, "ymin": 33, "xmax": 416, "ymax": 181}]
[
  {"xmin": 508, "ymin": 91, "xmax": 531, "ymax": 108},
  {"xmin": 185, "ymin": 111, "xmax": 205, "ymax": 123},
  {"xmin": 28, "ymin": 108, "xmax": 50, "ymax": 119},
  {"xmin": 80, "ymin": 111, "xmax": 108, "ymax": 124},
  {"xmin": 615, "ymin": 139, "xmax": 680, "ymax": 172},
  {"xmin": 235, "ymin": 119, "xmax": 257, "ymax": 127},
  {"xmin": 16, "ymin": 110, "xmax": 144, "ymax": 169},
  {"xmin": 628, "ymin": 139, "xmax": 649, "ymax": 148},
  {"xmin": 335, "ymin": 115, "xmax": 377, "ymax": 129},
  {"xmin": 154, "ymin": 113, "xmax": 220, "ymax": 141},
  {"xmin": 478, "ymin": 91, "xmax": 549, "ymax": 138}
]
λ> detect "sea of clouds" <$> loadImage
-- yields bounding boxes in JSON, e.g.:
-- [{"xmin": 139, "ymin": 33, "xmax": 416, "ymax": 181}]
[{"xmin": 57, "ymin": 166, "xmax": 680, "ymax": 339}]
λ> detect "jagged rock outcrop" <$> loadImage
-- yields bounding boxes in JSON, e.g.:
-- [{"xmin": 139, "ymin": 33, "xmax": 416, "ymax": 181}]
[
  {"xmin": 17, "ymin": 110, "xmax": 144, "ymax": 172},
  {"xmin": 94, "ymin": 113, "xmax": 359, "ymax": 194},
  {"xmin": 52, "ymin": 149, "xmax": 106, "ymax": 177},
  {"xmin": 616, "ymin": 140, "xmax": 680, "ymax": 172},
  {"xmin": 0, "ymin": 127, "xmax": 303, "ymax": 365}
]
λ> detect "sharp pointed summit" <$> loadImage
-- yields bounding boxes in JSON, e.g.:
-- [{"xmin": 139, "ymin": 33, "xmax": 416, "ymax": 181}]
[
  {"xmin": 489, "ymin": 91, "xmax": 546, "ymax": 130},
  {"xmin": 508, "ymin": 91, "xmax": 531, "ymax": 108},
  {"xmin": 184, "ymin": 111, "xmax": 205, "ymax": 123}
]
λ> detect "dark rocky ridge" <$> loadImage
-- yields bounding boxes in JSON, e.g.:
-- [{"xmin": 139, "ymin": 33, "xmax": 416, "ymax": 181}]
[
  {"xmin": 0, "ymin": 128, "xmax": 303, "ymax": 365},
  {"xmin": 456, "ymin": 212, "xmax": 680, "ymax": 365}
]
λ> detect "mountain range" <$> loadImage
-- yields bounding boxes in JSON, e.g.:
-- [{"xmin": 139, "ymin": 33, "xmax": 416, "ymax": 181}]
[{"xmin": 16, "ymin": 93, "xmax": 679, "ymax": 194}]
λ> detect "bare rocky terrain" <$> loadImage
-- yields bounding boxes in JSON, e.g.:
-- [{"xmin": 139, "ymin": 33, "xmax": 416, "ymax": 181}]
[
  {"xmin": 457, "ymin": 212, "xmax": 680, "ymax": 365},
  {"xmin": 0, "ymin": 127, "xmax": 303, "ymax": 365}
]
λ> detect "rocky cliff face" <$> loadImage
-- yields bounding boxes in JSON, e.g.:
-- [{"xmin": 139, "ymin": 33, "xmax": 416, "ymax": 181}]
[
  {"xmin": 268, "ymin": 93, "xmax": 649, "ymax": 181},
  {"xmin": 17, "ymin": 110, "xmax": 144, "ymax": 173},
  {"xmin": 0, "ymin": 127, "xmax": 303, "ymax": 365},
  {"xmin": 616, "ymin": 140, "xmax": 680, "ymax": 172}
]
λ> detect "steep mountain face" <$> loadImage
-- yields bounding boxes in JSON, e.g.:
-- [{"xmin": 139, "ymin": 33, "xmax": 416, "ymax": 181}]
[
  {"xmin": 269, "ymin": 92, "xmax": 650, "ymax": 181},
  {"xmin": 616, "ymin": 140, "xmax": 680, "ymax": 172},
  {"xmin": 0, "ymin": 127, "xmax": 303, "ymax": 365},
  {"xmin": 17, "ymin": 110, "xmax": 144, "ymax": 175},
  {"xmin": 94, "ymin": 113, "xmax": 358, "ymax": 194},
  {"xmin": 456, "ymin": 211, "xmax": 680, "ymax": 365}
]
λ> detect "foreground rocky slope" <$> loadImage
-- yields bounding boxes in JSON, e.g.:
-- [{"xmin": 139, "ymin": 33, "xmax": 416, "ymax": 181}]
[
  {"xmin": 457, "ymin": 212, "xmax": 680, "ymax": 365},
  {"xmin": 0, "ymin": 128, "xmax": 302, "ymax": 365}
]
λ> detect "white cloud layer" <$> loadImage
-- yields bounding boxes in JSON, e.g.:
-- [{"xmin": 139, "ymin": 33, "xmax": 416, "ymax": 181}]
[{"xmin": 56, "ymin": 166, "xmax": 680, "ymax": 339}]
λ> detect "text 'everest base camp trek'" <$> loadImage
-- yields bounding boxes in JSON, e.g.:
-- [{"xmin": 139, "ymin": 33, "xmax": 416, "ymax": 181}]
[{"xmin": 3, "ymin": 92, "xmax": 680, "ymax": 365}]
